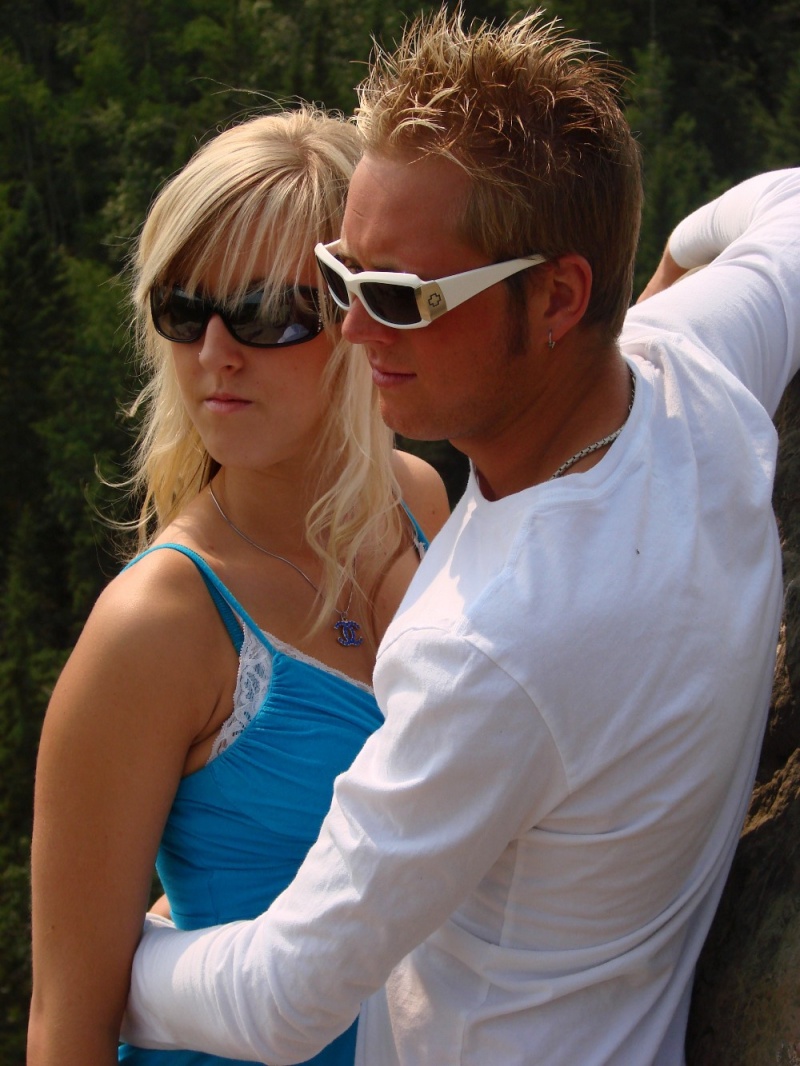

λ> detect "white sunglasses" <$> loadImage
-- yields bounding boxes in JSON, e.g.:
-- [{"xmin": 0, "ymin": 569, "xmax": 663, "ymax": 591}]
[{"xmin": 314, "ymin": 240, "xmax": 547, "ymax": 329}]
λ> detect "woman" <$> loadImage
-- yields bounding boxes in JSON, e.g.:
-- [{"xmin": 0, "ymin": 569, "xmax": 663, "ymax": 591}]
[{"xmin": 28, "ymin": 106, "xmax": 448, "ymax": 1066}]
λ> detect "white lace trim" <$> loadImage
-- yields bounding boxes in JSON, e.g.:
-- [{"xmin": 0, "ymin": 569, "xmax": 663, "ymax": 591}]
[
  {"xmin": 206, "ymin": 516, "xmax": 422, "ymax": 765},
  {"xmin": 210, "ymin": 626, "xmax": 272, "ymax": 761},
  {"xmin": 207, "ymin": 624, "xmax": 374, "ymax": 764}
]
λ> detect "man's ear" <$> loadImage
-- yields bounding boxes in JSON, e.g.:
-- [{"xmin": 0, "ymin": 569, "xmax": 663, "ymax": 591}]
[{"xmin": 541, "ymin": 254, "xmax": 593, "ymax": 344}]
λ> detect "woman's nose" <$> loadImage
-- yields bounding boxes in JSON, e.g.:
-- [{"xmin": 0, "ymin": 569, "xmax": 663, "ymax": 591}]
[{"xmin": 197, "ymin": 314, "xmax": 244, "ymax": 369}]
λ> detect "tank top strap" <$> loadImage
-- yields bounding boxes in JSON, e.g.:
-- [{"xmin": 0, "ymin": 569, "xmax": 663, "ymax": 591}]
[
  {"xmin": 401, "ymin": 503, "xmax": 430, "ymax": 557},
  {"xmin": 122, "ymin": 543, "xmax": 277, "ymax": 657}
]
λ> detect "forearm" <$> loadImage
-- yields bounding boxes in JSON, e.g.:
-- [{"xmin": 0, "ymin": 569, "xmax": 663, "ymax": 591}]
[
  {"xmin": 628, "ymin": 168, "xmax": 800, "ymax": 415},
  {"xmin": 123, "ymin": 865, "xmax": 365, "ymax": 1063},
  {"xmin": 28, "ymin": 997, "xmax": 121, "ymax": 1066},
  {"xmin": 638, "ymin": 169, "xmax": 800, "ymax": 304},
  {"xmin": 636, "ymin": 248, "xmax": 688, "ymax": 303},
  {"xmin": 666, "ymin": 170, "xmax": 795, "ymax": 270}
]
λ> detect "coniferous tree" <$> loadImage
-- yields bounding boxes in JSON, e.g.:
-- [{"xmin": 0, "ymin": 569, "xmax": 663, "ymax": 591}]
[
  {"xmin": 763, "ymin": 52, "xmax": 800, "ymax": 169},
  {"xmin": 626, "ymin": 42, "xmax": 718, "ymax": 290},
  {"xmin": 0, "ymin": 186, "xmax": 68, "ymax": 583}
]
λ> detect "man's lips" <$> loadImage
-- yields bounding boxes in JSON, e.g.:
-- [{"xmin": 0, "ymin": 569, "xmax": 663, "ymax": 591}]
[{"xmin": 369, "ymin": 365, "xmax": 416, "ymax": 389}]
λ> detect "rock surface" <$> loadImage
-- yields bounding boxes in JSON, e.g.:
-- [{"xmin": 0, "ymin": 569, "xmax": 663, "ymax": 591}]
[{"xmin": 686, "ymin": 373, "xmax": 800, "ymax": 1063}]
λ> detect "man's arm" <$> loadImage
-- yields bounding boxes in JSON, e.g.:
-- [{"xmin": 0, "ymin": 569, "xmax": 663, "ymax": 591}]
[
  {"xmin": 122, "ymin": 629, "xmax": 568, "ymax": 1063},
  {"xmin": 636, "ymin": 247, "xmax": 689, "ymax": 303},
  {"xmin": 627, "ymin": 168, "xmax": 800, "ymax": 417}
]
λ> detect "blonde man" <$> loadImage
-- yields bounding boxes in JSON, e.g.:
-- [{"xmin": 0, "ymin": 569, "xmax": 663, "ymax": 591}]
[{"xmin": 123, "ymin": 11, "xmax": 800, "ymax": 1064}]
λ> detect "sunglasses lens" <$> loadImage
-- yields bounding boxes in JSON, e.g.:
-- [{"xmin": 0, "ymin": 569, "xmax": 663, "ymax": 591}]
[
  {"xmin": 360, "ymin": 282, "xmax": 421, "ymax": 326},
  {"xmin": 229, "ymin": 288, "xmax": 322, "ymax": 347},
  {"xmin": 151, "ymin": 286, "xmax": 206, "ymax": 342},
  {"xmin": 317, "ymin": 259, "xmax": 352, "ymax": 310}
]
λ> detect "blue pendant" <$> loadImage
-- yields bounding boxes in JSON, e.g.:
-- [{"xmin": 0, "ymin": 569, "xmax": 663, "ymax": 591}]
[{"xmin": 335, "ymin": 616, "xmax": 364, "ymax": 647}]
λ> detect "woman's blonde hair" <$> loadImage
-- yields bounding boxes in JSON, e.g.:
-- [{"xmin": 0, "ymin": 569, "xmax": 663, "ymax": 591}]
[{"xmin": 128, "ymin": 105, "xmax": 404, "ymax": 637}]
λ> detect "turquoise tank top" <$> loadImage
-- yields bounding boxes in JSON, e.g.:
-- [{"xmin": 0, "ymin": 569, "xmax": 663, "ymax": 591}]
[{"xmin": 118, "ymin": 531, "xmax": 426, "ymax": 1066}]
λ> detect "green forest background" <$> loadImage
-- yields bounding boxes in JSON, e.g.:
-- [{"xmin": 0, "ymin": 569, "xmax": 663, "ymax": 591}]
[{"xmin": 1, "ymin": 0, "xmax": 798, "ymax": 1059}]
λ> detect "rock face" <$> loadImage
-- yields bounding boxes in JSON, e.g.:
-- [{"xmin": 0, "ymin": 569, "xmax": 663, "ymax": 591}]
[{"xmin": 686, "ymin": 374, "xmax": 800, "ymax": 1063}]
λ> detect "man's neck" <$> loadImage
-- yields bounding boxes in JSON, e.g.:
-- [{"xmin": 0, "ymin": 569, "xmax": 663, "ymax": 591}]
[{"xmin": 462, "ymin": 344, "xmax": 632, "ymax": 501}]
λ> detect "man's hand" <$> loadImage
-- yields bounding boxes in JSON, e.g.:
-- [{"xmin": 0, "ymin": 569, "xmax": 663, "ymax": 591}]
[{"xmin": 148, "ymin": 894, "xmax": 172, "ymax": 920}]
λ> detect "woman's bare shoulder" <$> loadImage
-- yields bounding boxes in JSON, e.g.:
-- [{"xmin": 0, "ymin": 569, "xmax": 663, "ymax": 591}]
[
  {"xmin": 93, "ymin": 544, "xmax": 219, "ymax": 643},
  {"xmin": 392, "ymin": 449, "xmax": 451, "ymax": 541},
  {"xmin": 60, "ymin": 545, "xmax": 230, "ymax": 740}
]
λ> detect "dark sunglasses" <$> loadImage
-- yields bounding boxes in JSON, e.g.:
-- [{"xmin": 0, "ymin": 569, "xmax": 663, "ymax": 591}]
[{"xmin": 149, "ymin": 283, "xmax": 325, "ymax": 348}]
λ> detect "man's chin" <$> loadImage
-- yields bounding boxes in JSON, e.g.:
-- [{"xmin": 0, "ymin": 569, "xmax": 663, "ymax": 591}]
[
  {"xmin": 380, "ymin": 408, "xmax": 450, "ymax": 444},
  {"xmin": 377, "ymin": 393, "xmax": 480, "ymax": 451}
]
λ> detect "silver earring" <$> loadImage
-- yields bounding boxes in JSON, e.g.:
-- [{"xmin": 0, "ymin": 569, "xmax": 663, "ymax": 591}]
[{"xmin": 547, "ymin": 330, "xmax": 555, "ymax": 350}]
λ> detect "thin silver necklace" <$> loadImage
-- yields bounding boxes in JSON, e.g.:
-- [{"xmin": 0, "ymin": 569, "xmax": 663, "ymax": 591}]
[
  {"xmin": 549, "ymin": 368, "xmax": 636, "ymax": 480},
  {"xmin": 208, "ymin": 483, "xmax": 363, "ymax": 648}
]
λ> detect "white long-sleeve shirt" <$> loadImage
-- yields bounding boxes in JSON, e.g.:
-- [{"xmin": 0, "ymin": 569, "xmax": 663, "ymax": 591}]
[{"xmin": 123, "ymin": 169, "xmax": 800, "ymax": 1065}]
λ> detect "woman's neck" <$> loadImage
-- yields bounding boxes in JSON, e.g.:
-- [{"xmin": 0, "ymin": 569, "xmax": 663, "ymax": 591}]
[{"xmin": 209, "ymin": 465, "xmax": 324, "ymax": 559}]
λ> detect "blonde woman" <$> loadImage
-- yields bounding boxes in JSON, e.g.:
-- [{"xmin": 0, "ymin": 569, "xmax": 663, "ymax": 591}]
[{"xmin": 28, "ymin": 106, "xmax": 448, "ymax": 1066}]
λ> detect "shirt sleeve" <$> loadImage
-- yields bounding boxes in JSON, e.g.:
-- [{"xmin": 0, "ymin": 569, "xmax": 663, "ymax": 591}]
[
  {"xmin": 122, "ymin": 627, "xmax": 568, "ymax": 1063},
  {"xmin": 625, "ymin": 167, "xmax": 800, "ymax": 416}
]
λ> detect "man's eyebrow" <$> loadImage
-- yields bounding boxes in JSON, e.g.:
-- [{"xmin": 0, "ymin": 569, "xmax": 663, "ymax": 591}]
[
  {"xmin": 336, "ymin": 246, "xmax": 411, "ymax": 274},
  {"xmin": 333, "ymin": 243, "xmax": 361, "ymax": 269}
]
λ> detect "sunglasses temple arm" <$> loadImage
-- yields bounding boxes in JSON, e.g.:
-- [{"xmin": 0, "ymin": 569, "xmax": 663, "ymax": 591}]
[{"xmin": 433, "ymin": 256, "xmax": 546, "ymax": 318}]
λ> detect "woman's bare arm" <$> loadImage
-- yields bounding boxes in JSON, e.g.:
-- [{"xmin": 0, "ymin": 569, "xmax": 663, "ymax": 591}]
[{"xmin": 28, "ymin": 551, "xmax": 231, "ymax": 1065}]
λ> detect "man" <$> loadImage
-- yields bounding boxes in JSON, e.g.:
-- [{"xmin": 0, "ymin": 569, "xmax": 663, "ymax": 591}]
[{"xmin": 123, "ymin": 10, "xmax": 800, "ymax": 1063}]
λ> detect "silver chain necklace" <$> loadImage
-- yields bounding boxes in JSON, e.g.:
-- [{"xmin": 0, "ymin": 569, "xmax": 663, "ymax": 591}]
[
  {"xmin": 549, "ymin": 369, "xmax": 636, "ymax": 480},
  {"xmin": 208, "ymin": 483, "xmax": 363, "ymax": 648}
]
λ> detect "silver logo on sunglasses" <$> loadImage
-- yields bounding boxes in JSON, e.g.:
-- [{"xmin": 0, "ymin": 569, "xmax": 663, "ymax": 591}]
[{"xmin": 418, "ymin": 283, "xmax": 448, "ymax": 321}]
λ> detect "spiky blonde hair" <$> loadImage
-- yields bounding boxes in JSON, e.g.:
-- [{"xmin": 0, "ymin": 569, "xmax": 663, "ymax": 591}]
[{"xmin": 356, "ymin": 7, "xmax": 642, "ymax": 338}]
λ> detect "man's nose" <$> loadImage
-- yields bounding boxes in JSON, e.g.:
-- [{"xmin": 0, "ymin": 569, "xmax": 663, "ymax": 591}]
[{"xmin": 341, "ymin": 296, "xmax": 397, "ymax": 346}]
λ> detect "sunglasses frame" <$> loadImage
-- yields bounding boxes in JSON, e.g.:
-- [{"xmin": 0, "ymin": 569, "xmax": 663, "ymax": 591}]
[
  {"xmin": 149, "ymin": 283, "xmax": 325, "ymax": 349},
  {"xmin": 314, "ymin": 240, "xmax": 547, "ymax": 330}
]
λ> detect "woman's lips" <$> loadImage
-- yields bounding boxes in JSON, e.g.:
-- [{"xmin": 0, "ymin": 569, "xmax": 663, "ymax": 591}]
[{"xmin": 204, "ymin": 395, "xmax": 252, "ymax": 413}]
